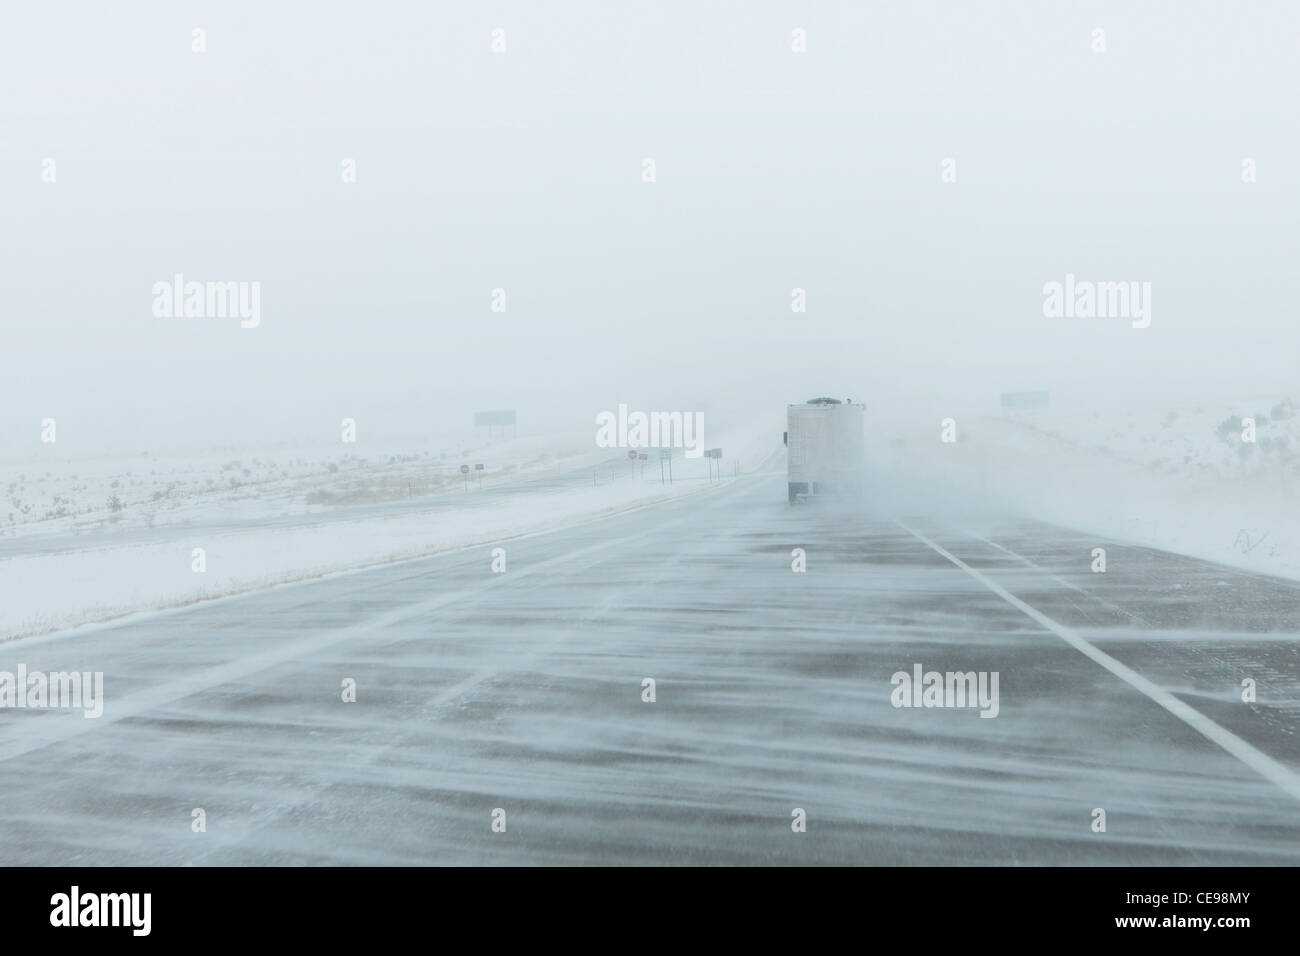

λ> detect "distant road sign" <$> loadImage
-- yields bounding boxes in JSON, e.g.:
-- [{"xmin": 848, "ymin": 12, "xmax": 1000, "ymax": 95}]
[
  {"xmin": 637, "ymin": 453, "xmax": 648, "ymax": 461},
  {"xmin": 473, "ymin": 410, "xmax": 517, "ymax": 440},
  {"xmin": 460, "ymin": 465, "xmax": 469, "ymax": 474},
  {"xmin": 474, "ymin": 463, "xmax": 484, "ymax": 471},
  {"xmin": 627, "ymin": 450, "xmax": 637, "ymax": 460},
  {"xmin": 706, "ymin": 448, "xmax": 722, "ymax": 459}
]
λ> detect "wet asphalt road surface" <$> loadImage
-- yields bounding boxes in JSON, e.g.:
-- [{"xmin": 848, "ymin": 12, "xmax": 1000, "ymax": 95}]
[{"xmin": 1, "ymin": 471, "xmax": 1298, "ymax": 864}]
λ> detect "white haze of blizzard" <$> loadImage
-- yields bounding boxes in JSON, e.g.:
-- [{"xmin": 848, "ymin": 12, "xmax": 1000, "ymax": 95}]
[
  {"xmin": 851, "ymin": 395, "xmax": 1300, "ymax": 586},
  {"xmin": 2, "ymin": 1, "xmax": 1298, "ymax": 454}
]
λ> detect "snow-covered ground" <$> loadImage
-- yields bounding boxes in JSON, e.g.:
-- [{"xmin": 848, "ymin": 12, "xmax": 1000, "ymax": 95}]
[
  {"xmin": 0, "ymin": 430, "xmax": 604, "ymax": 539},
  {"xmin": 0, "ymin": 421, "xmax": 778, "ymax": 642},
  {"xmin": 879, "ymin": 393, "xmax": 1300, "ymax": 583}
]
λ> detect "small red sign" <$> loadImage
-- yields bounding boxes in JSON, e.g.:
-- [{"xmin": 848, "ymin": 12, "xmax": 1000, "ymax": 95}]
[
  {"xmin": 475, "ymin": 463, "xmax": 484, "ymax": 471},
  {"xmin": 627, "ymin": 450, "xmax": 637, "ymax": 459},
  {"xmin": 460, "ymin": 465, "xmax": 469, "ymax": 474},
  {"xmin": 638, "ymin": 453, "xmax": 648, "ymax": 460}
]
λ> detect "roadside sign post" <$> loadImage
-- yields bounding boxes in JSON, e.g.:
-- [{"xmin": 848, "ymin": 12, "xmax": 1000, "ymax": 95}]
[
  {"xmin": 705, "ymin": 448, "xmax": 722, "ymax": 482},
  {"xmin": 460, "ymin": 464, "xmax": 469, "ymax": 491},
  {"xmin": 473, "ymin": 410, "xmax": 517, "ymax": 440},
  {"xmin": 638, "ymin": 452, "xmax": 647, "ymax": 480},
  {"xmin": 475, "ymin": 463, "xmax": 484, "ymax": 488}
]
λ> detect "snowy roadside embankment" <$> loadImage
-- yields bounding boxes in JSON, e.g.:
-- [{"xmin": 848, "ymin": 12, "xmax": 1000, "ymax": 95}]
[
  {"xmin": 1, "ymin": 425, "xmax": 778, "ymax": 642},
  {"xmin": 881, "ymin": 396, "xmax": 1300, "ymax": 583},
  {"xmin": 0, "ymin": 430, "xmax": 608, "ymax": 540}
]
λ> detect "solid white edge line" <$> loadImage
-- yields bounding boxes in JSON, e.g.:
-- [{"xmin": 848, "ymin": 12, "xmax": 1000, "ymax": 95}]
[{"xmin": 897, "ymin": 520, "xmax": 1300, "ymax": 806}]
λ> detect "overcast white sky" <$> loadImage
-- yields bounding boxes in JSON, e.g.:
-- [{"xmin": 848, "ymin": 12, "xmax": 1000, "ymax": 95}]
[{"xmin": 2, "ymin": 1, "xmax": 1297, "ymax": 452}]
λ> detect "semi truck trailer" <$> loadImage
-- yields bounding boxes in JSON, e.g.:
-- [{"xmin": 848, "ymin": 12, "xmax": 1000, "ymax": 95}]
[{"xmin": 784, "ymin": 397, "xmax": 865, "ymax": 504}]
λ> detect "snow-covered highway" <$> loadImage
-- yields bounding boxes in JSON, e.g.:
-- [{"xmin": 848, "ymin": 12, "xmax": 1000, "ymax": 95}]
[{"xmin": 1, "ymin": 467, "xmax": 1298, "ymax": 865}]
